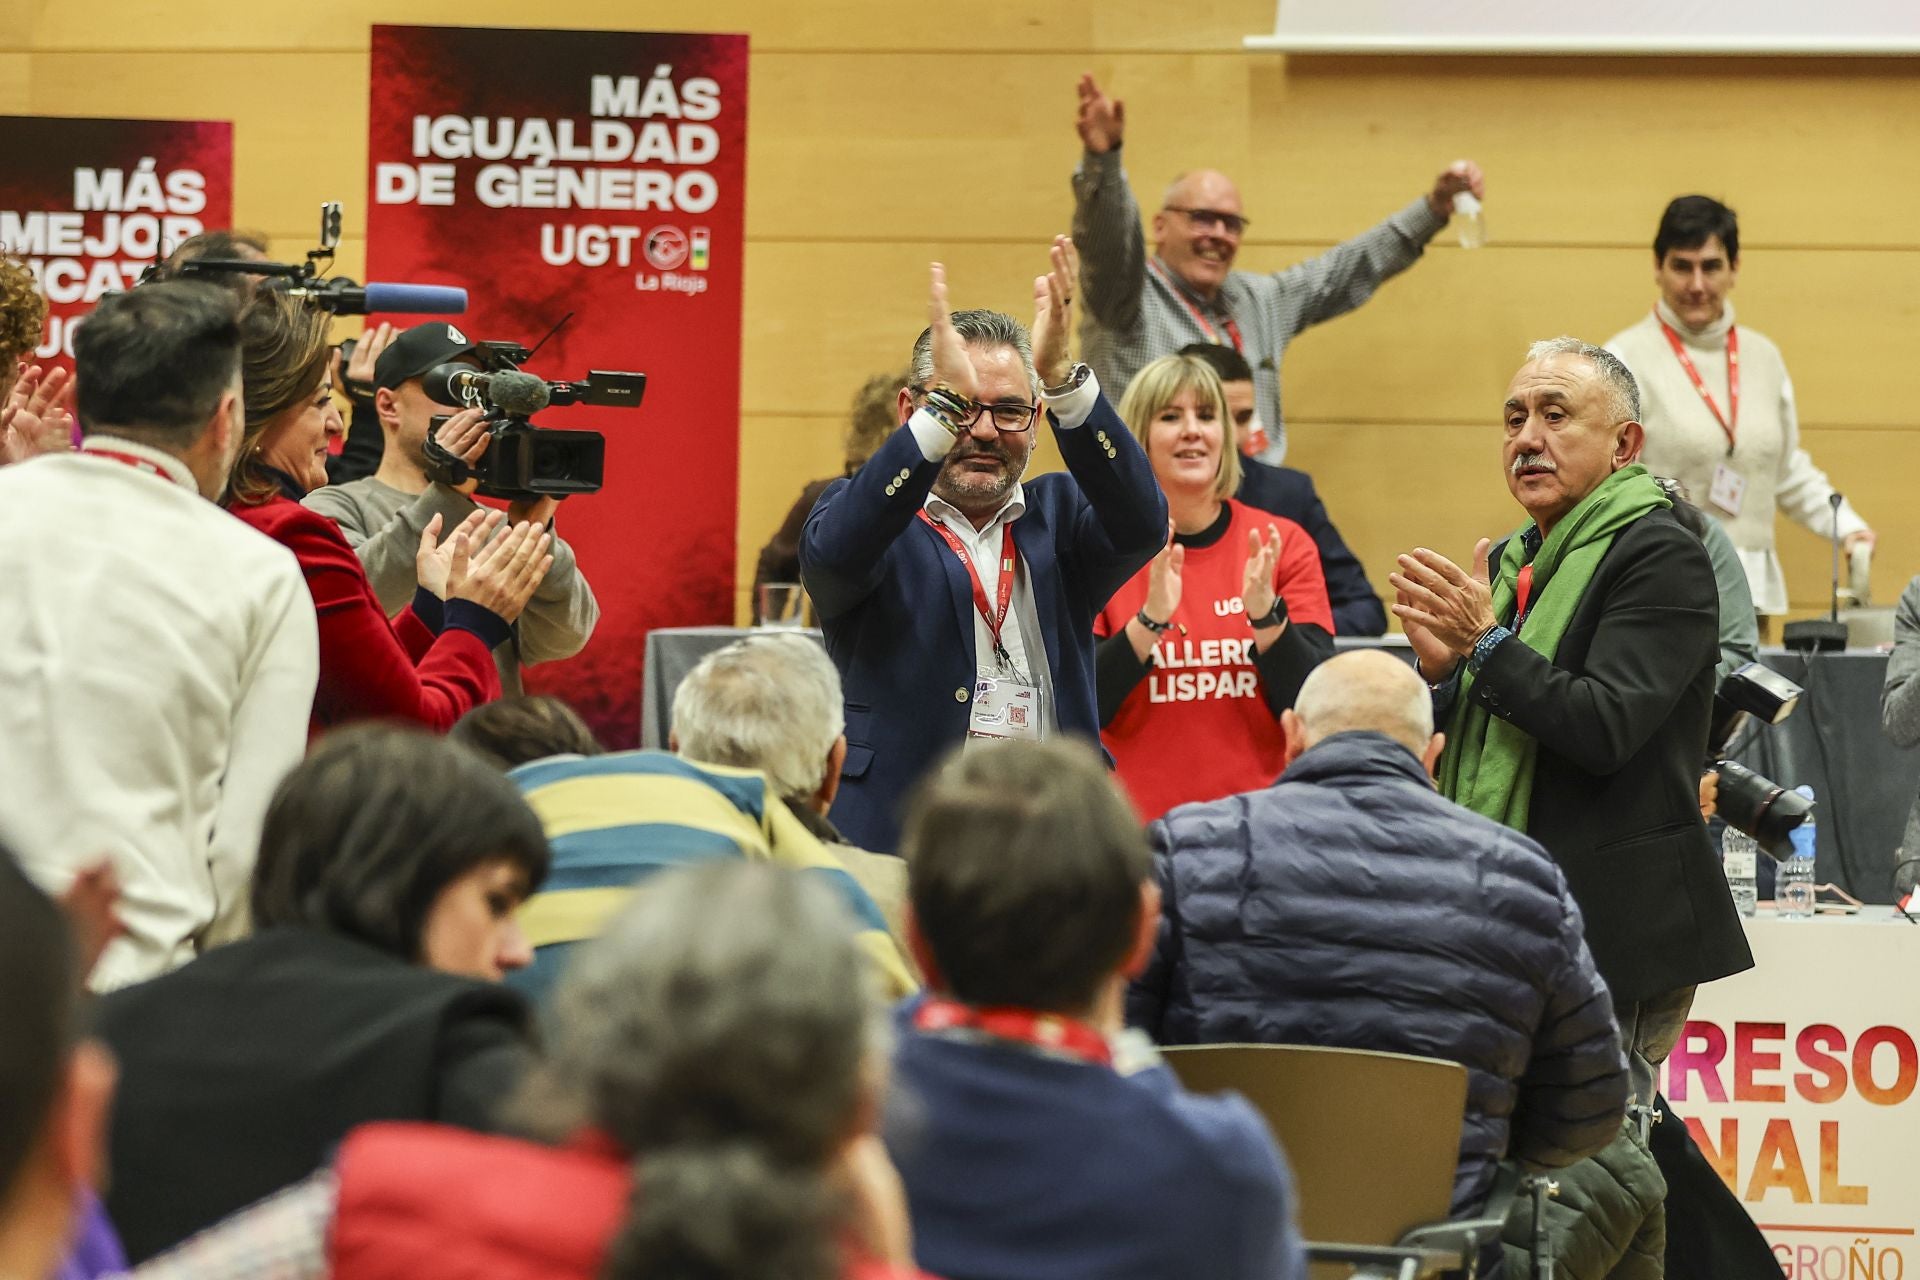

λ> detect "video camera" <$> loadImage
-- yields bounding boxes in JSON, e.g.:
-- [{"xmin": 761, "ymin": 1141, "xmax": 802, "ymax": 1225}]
[
  {"xmin": 168, "ymin": 201, "xmax": 469, "ymax": 316},
  {"xmin": 1708, "ymin": 662, "xmax": 1813, "ymax": 860},
  {"xmin": 420, "ymin": 338, "xmax": 646, "ymax": 502}
]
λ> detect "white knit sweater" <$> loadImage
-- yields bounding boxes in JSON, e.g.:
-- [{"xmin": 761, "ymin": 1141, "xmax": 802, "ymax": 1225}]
[{"xmin": 1607, "ymin": 299, "xmax": 1866, "ymax": 614}]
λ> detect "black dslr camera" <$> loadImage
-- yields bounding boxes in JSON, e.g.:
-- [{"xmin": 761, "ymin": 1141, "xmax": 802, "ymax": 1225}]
[
  {"xmin": 1708, "ymin": 662, "xmax": 1812, "ymax": 860},
  {"xmin": 421, "ymin": 339, "xmax": 646, "ymax": 502}
]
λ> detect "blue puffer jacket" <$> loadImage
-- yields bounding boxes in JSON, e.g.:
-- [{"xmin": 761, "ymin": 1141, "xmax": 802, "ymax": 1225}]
[{"xmin": 1127, "ymin": 731, "xmax": 1630, "ymax": 1215}]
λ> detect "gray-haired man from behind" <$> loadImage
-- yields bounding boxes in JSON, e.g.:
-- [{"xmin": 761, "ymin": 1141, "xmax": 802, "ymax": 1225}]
[
  {"xmin": 1130, "ymin": 649, "xmax": 1629, "ymax": 1218},
  {"xmin": 671, "ymin": 632, "xmax": 909, "ymax": 958}
]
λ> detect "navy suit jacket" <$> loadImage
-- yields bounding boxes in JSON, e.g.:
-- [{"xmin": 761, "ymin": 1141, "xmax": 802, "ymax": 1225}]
[
  {"xmin": 801, "ymin": 393, "xmax": 1167, "ymax": 851},
  {"xmin": 1235, "ymin": 458, "xmax": 1386, "ymax": 637}
]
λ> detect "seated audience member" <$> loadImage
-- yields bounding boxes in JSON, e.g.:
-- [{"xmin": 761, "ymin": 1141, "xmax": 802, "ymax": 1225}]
[
  {"xmin": 0, "ymin": 282, "xmax": 317, "ymax": 991},
  {"xmin": 1130, "ymin": 650, "xmax": 1629, "ymax": 1215},
  {"xmin": 1179, "ymin": 342, "xmax": 1386, "ymax": 635},
  {"xmin": 886, "ymin": 738, "xmax": 1305, "ymax": 1280},
  {"xmin": 451, "ymin": 696, "xmax": 915, "ymax": 1003},
  {"xmin": 303, "ymin": 322, "xmax": 600, "ymax": 693},
  {"xmin": 224, "ymin": 291, "xmax": 556, "ymax": 731},
  {"xmin": 671, "ymin": 633, "xmax": 911, "ymax": 959},
  {"xmin": 133, "ymin": 864, "xmax": 930, "ymax": 1280},
  {"xmin": 95, "ymin": 727, "xmax": 548, "ymax": 1263},
  {"xmin": 0, "ymin": 845, "xmax": 122, "ymax": 1280},
  {"xmin": 752, "ymin": 369, "xmax": 905, "ymax": 617},
  {"xmin": 1094, "ymin": 353, "xmax": 1332, "ymax": 820}
]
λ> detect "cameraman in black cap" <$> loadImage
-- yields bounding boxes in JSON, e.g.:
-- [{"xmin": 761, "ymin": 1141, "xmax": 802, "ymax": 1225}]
[{"xmin": 303, "ymin": 322, "xmax": 600, "ymax": 695}]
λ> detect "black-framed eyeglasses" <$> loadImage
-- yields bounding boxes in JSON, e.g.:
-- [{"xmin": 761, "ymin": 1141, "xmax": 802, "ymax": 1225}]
[
  {"xmin": 1164, "ymin": 206, "xmax": 1250, "ymax": 237},
  {"xmin": 910, "ymin": 388, "xmax": 1041, "ymax": 433}
]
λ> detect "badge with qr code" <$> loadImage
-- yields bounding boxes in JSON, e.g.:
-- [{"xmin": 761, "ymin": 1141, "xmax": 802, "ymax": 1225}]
[{"xmin": 967, "ymin": 675, "xmax": 1040, "ymax": 742}]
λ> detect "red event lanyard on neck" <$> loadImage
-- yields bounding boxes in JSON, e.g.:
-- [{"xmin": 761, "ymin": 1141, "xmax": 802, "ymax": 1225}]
[
  {"xmin": 913, "ymin": 996, "xmax": 1113, "ymax": 1068},
  {"xmin": 1656, "ymin": 311, "xmax": 1738, "ymax": 451},
  {"xmin": 1514, "ymin": 563, "xmax": 1535, "ymax": 625},
  {"xmin": 84, "ymin": 447, "xmax": 170, "ymax": 481},
  {"xmin": 1148, "ymin": 259, "xmax": 1244, "ymax": 354},
  {"xmin": 917, "ymin": 510, "xmax": 1018, "ymax": 667}
]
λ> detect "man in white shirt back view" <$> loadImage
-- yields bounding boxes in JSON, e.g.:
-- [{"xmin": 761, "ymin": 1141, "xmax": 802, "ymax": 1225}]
[{"xmin": 0, "ymin": 282, "xmax": 319, "ymax": 990}]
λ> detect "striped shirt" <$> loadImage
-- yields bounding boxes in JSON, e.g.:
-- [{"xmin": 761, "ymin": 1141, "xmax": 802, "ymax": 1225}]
[
  {"xmin": 506, "ymin": 751, "xmax": 917, "ymax": 1001},
  {"xmin": 1070, "ymin": 147, "xmax": 1447, "ymax": 464}
]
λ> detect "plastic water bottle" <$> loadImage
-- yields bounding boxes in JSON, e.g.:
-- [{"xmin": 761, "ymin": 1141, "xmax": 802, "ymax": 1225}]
[
  {"xmin": 1452, "ymin": 191, "xmax": 1486, "ymax": 249},
  {"xmin": 1777, "ymin": 789, "xmax": 1818, "ymax": 919},
  {"xmin": 1720, "ymin": 828, "xmax": 1759, "ymax": 918}
]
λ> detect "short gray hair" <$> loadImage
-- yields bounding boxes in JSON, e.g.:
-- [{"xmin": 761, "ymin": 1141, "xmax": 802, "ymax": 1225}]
[
  {"xmin": 671, "ymin": 633, "xmax": 843, "ymax": 801},
  {"xmin": 1293, "ymin": 650, "xmax": 1434, "ymax": 757},
  {"xmin": 1524, "ymin": 336, "xmax": 1642, "ymax": 423},
  {"xmin": 910, "ymin": 309, "xmax": 1039, "ymax": 395}
]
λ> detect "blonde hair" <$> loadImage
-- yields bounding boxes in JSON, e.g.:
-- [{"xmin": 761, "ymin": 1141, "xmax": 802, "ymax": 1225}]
[{"xmin": 1117, "ymin": 353, "xmax": 1241, "ymax": 501}]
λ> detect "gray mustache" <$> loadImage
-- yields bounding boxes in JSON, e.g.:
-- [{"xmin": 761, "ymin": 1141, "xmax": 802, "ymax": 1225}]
[{"xmin": 1511, "ymin": 452, "xmax": 1557, "ymax": 475}]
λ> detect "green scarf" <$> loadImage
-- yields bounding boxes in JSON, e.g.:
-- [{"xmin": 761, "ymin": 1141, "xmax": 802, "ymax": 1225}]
[{"xmin": 1437, "ymin": 464, "xmax": 1669, "ymax": 830}]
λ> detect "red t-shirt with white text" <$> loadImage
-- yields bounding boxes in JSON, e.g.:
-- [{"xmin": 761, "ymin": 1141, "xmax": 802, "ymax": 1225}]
[{"xmin": 1095, "ymin": 499, "xmax": 1332, "ymax": 821}]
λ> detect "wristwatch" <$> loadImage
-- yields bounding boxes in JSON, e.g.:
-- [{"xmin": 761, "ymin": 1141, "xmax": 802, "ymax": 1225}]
[
  {"xmin": 1246, "ymin": 598, "xmax": 1289, "ymax": 629},
  {"xmin": 1135, "ymin": 608, "xmax": 1174, "ymax": 634},
  {"xmin": 1042, "ymin": 362, "xmax": 1093, "ymax": 400}
]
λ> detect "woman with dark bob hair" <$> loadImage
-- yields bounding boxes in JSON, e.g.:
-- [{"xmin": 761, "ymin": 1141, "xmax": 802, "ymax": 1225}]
[
  {"xmin": 223, "ymin": 289, "xmax": 555, "ymax": 732},
  {"xmin": 130, "ymin": 862, "xmax": 932, "ymax": 1280},
  {"xmin": 94, "ymin": 726, "xmax": 551, "ymax": 1264}
]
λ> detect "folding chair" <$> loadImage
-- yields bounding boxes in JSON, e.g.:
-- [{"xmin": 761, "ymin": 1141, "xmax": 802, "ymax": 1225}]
[{"xmin": 1161, "ymin": 1043, "xmax": 1515, "ymax": 1279}]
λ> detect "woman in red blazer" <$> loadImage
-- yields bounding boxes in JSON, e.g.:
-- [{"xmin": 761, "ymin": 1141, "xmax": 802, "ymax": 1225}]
[{"xmin": 226, "ymin": 292, "xmax": 552, "ymax": 732}]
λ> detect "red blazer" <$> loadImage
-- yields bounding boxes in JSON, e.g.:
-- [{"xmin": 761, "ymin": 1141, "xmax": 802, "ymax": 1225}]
[
  {"xmin": 229, "ymin": 495, "xmax": 501, "ymax": 733},
  {"xmin": 330, "ymin": 1123, "xmax": 935, "ymax": 1280}
]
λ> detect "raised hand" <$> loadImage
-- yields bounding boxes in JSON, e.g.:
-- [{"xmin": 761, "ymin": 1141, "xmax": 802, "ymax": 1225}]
[
  {"xmin": 1031, "ymin": 234, "xmax": 1079, "ymax": 390},
  {"xmin": 1, "ymin": 364, "xmax": 76, "ymax": 465},
  {"xmin": 454, "ymin": 518, "xmax": 554, "ymax": 622},
  {"xmin": 1076, "ymin": 73, "xmax": 1125, "ymax": 153},
  {"xmin": 1427, "ymin": 159, "xmax": 1486, "ymax": 218},
  {"xmin": 1144, "ymin": 519, "xmax": 1185, "ymax": 624},
  {"xmin": 415, "ymin": 508, "xmax": 500, "ymax": 600},
  {"xmin": 348, "ymin": 321, "xmax": 396, "ymax": 385},
  {"xmin": 1241, "ymin": 523, "xmax": 1284, "ymax": 622},
  {"xmin": 1390, "ymin": 538, "xmax": 1497, "ymax": 658},
  {"xmin": 925, "ymin": 262, "xmax": 978, "ymax": 402}
]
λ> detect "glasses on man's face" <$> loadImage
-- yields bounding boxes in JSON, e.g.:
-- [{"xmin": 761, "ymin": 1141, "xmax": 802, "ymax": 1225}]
[
  {"xmin": 910, "ymin": 388, "xmax": 1040, "ymax": 433},
  {"xmin": 1165, "ymin": 207, "xmax": 1250, "ymax": 237}
]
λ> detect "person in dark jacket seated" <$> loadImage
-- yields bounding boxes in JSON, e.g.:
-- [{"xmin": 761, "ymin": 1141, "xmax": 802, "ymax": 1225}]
[
  {"xmin": 95, "ymin": 726, "xmax": 549, "ymax": 1263},
  {"xmin": 886, "ymin": 738, "xmax": 1305, "ymax": 1280},
  {"xmin": 127, "ymin": 863, "xmax": 932, "ymax": 1280},
  {"xmin": 1129, "ymin": 649, "xmax": 1630, "ymax": 1216},
  {"xmin": 1179, "ymin": 341, "xmax": 1387, "ymax": 635}
]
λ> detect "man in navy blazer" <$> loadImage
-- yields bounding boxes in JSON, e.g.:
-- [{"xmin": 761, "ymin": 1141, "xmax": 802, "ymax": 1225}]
[{"xmin": 802, "ymin": 239, "xmax": 1168, "ymax": 851}]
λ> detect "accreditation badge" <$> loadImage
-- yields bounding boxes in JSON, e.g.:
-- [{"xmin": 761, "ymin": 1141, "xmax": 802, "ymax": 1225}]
[
  {"xmin": 967, "ymin": 675, "xmax": 1040, "ymax": 742},
  {"xmin": 1709, "ymin": 462, "xmax": 1747, "ymax": 518}
]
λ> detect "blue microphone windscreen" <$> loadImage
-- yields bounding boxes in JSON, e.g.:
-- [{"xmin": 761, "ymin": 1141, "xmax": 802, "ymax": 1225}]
[{"xmin": 364, "ymin": 282, "xmax": 469, "ymax": 314}]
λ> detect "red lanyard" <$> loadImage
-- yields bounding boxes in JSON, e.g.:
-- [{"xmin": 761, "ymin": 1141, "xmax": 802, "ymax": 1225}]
[
  {"xmin": 84, "ymin": 446, "xmax": 171, "ymax": 481},
  {"xmin": 913, "ymin": 996, "xmax": 1113, "ymax": 1067},
  {"xmin": 918, "ymin": 511, "xmax": 1018, "ymax": 666},
  {"xmin": 1657, "ymin": 312, "xmax": 1739, "ymax": 451},
  {"xmin": 1148, "ymin": 259, "xmax": 1244, "ymax": 353},
  {"xmin": 1514, "ymin": 563, "xmax": 1535, "ymax": 625}
]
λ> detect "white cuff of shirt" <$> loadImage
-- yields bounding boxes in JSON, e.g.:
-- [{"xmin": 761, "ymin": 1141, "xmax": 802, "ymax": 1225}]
[
  {"xmin": 1045, "ymin": 369, "xmax": 1101, "ymax": 431},
  {"xmin": 908, "ymin": 409, "xmax": 956, "ymax": 463}
]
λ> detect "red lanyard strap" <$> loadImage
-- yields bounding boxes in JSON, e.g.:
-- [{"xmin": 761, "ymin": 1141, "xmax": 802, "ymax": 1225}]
[
  {"xmin": 1148, "ymin": 259, "xmax": 1245, "ymax": 354},
  {"xmin": 913, "ymin": 996, "xmax": 1113, "ymax": 1067},
  {"xmin": 1657, "ymin": 312, "xmax": 1739, "ymax": 451},
  {"xmin": 918, "ymin": 511, "xmax": 1018, "ymax": 666},
  {"xmin": 83, "ymin": 447, "xmax": 170, "ymax": 480}
]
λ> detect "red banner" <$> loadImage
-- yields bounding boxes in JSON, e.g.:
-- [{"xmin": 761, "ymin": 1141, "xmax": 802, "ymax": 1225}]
[
  {"xmin": 0, "ymin": 116, "xmax": 234, "ymax": 372},
  {"xmin": 365, "ymin": 24, "xmax": 748, "ymax": 747}
]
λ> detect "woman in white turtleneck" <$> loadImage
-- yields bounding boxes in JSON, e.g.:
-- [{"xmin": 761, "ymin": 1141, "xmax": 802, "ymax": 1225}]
[{"xmin": 1605, "ymin": 195, "xmax": 1873, "ymax": 619}]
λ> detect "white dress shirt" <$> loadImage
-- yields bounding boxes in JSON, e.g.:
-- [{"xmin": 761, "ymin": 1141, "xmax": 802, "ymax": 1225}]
[{"xmin": 0, "ymin": 438, "xmax": 318, "ymax": 989}]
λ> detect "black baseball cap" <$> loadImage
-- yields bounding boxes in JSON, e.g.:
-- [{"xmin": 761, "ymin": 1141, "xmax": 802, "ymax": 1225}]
[{"xmin": 374, "ymin": 322, "xmax": 481, "ymax": 390}]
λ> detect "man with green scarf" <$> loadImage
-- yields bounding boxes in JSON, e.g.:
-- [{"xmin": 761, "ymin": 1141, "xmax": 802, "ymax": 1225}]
[{"xmin": 1389, "ymin": 337, "xmax": 1752, "ymax": 1107}]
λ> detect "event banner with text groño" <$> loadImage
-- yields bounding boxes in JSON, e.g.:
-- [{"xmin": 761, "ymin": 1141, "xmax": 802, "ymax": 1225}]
[
  {"xmin": 365, "ymin": 24, "xmax": 748, "ymax": 746},
  {"xmin": 0, "ymin": 116, "xmax": 233, "ymax": 370}
]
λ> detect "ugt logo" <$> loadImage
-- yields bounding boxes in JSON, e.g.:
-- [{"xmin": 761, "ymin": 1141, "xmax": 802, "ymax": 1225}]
[{"xmin": 1213, "ymin": 597, "xmax": 1246, "ymax": 617}]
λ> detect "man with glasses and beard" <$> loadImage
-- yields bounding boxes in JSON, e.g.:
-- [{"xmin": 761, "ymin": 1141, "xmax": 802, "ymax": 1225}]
[
  {"xmin": 800, "ymin": 238, "xmax": 1166, "ymax": 852},
  {"xmin": 1070, "ymin": 73, "xmax": 1482, "ymax": 464}
]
